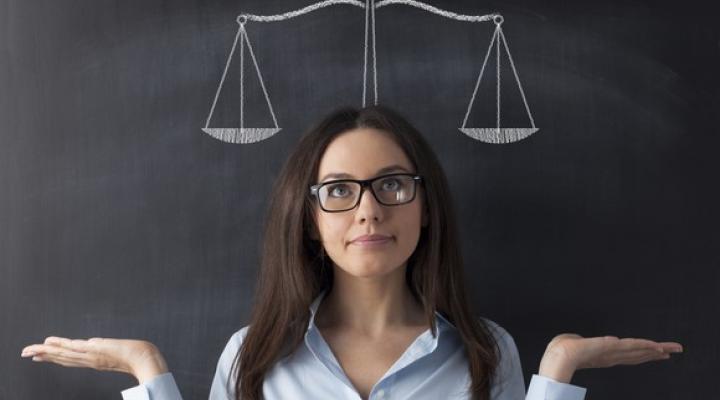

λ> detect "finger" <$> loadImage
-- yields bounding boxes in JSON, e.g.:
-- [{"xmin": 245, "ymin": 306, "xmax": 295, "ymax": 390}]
[
  {"xmin": 21, "ymin": 339, "xmax": 66, "ymax": 356},
  {"xmin": 31, "ymin": 349, "xmax": 93, "ymax": 368},
  {"xmin": 582, "ymin": 336, "xmax": 656, "ymax": 354},
  {"xmin": 44, "ymin": 336, "xmax": 65, "ymax": 344},
  {"xmin": 26, "ymin": 343, "xmax": 88, "ymax": 360},
  {"xmin": 614, "ymin": 338, "xmax": 664, "ymax": 352},
  {"xmin": 32, "ymin": 354, "xmax": 93, "ymax": 368},
  {"xmin": 22, "ymin": 344, "xmax": 54, "ymax": 356},
  {"xmin": 608, "ymin": 347, "xmax": 672, "ymax": 366},
  {"xmin": 616, "ymin": 350, "xmax": 672, "ymax": 366},
  {"xmin": 584, "ymin": 346, "xmax": 659, "ymax": 368},
  {"xmin": 656, "ymin": 342, "xmax": 684, "ymax": 353},
  {"xmin": 21, "ymin": 345, "xmax": 39, "ymax": 356},
  {"xmin": 44, "ymin": 337, "xmax": 93, "ymax": 353},
  {"xmin": 31, "ymin": 347, "xmax": 126, "ymax": 372},
  {"xmin": 616, "ymin": 338, "xmax": 685, "ymax": 353},
  {"xmin": 21, "ymin": 344, "xmax": 53, "ymax": 356},
  {"xmin": 33, "ymin": 347, "xmax": 125, "ymax": 372}
]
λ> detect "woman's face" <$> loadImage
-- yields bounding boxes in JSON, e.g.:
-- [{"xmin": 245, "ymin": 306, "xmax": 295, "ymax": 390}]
[{"xmin": 313, "ymin": 127, "xmax": 427, "ymax": 278}]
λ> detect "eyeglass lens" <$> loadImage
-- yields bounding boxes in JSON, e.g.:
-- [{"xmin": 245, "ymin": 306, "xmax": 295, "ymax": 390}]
[{"xmin": 318, "ymin": 175, "xmax": 416, "ymax": 211}]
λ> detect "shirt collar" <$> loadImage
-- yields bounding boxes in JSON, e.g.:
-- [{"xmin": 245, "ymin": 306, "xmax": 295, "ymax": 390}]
[
  {"xmin": 303, "ymin": 288, "xmax": 458, "ymax": 388},
  {"xmin": 307, "ymin": 288, "xmax": 457, "ymax": 336}
]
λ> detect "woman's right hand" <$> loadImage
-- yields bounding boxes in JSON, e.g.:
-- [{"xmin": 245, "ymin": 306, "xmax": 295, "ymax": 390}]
[{"xmin": 21, "ymin": 337, "xmax": 169, "ymax": 384}]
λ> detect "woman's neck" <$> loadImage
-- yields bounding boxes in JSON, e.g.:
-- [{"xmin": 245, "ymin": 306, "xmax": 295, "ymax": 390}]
[{"xmin": 315, "ymin": 263, "xmax": 426, "ymax": 339}]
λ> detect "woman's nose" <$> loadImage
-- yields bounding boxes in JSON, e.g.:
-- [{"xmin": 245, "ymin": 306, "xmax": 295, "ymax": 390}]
[{"xmin": 354, "ymin": 186, "xmax": 383, "ymax": 220}]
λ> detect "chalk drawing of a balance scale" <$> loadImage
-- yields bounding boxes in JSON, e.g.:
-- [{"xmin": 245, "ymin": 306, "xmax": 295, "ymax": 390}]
[{"xmin": 202, "ymin": 0, "xmax": 538, "ymax": 144}]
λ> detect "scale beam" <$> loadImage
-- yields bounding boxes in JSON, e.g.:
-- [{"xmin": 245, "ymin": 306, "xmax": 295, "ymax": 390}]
[
  {"xmin": 203, "ymin": 1, "xmax": 538, "ymax": 144},
  {"xmin": 237, "ymin": 0, "xmax": 497, "ymax": 23}
]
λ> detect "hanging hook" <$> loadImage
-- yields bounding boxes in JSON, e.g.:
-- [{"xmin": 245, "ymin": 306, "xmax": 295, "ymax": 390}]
[
  {"xmin": 492, "ymin": 14, "xmax": 504, "ymax": 26},
  {"xmin": 237, "ymin": 14, "xmax": 248, "ymax": 25}
]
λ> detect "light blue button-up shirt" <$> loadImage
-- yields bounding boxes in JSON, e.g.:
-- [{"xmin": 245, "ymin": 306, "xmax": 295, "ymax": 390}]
[{"xmin": 122, "ymin": 289, "xmax": 587, "ymax": 400}]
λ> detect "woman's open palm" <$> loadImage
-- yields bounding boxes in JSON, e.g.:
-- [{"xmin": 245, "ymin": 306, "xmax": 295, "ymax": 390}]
[
  {"xmin": 21, "ymin": 337, "xmax": 167, "ymax": 383},
  {"xmin": 544, "ymin": 333, "xmax": 683, "ymax": 370}
]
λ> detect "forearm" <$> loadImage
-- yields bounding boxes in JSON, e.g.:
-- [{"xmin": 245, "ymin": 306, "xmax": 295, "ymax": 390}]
[
  {"xmin": 130, "ymin": 344, "xmax": 170, "ymax": 385},
  {"xmin": 538, "ymin": 351, "xmax": 577, "ymax": 383}
]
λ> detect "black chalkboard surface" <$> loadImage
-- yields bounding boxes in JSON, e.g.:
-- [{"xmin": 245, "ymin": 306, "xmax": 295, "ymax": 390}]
[{"xmin": 3, "ymin": 0, "xmax": 717, "ymax": 398}]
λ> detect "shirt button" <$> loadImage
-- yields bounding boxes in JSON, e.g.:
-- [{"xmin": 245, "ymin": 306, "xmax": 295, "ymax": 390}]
[{"xmin": 375, "ymin": 389, "xmax": 385, "ymax": 399}]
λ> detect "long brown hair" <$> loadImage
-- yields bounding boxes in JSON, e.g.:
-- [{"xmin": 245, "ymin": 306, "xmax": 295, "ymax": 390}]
[{"xmin": 231, "ymin": 105, "xmax": 500, "ymax": 400}]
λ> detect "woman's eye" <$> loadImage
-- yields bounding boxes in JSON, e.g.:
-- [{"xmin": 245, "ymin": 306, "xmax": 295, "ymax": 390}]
[
  {"xmin": 329, "ymin": 184, "xmax": 351, "ymax": 197},
  {"xmin": 381, "ymin": 178, "xmax": 401, "ymax": 191}
]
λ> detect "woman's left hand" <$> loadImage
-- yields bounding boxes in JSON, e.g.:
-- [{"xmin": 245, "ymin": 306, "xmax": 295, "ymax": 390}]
[{"xmin": 538, "ymin": 333, "xmax": 683, "ymax": 383}]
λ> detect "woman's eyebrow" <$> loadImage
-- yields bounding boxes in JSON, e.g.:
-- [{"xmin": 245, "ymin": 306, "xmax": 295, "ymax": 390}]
[{"xmin": 320, "ymin": 164, "xmax": 410, "ymax": 182}]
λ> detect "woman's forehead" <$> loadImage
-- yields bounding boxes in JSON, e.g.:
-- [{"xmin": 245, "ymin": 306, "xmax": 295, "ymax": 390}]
[{"xmin": 317, "ymin": 128, "xmax": 414, "ymax": 180}]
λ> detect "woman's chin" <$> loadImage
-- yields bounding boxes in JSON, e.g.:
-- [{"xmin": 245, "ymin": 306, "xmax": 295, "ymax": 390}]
[{"xmin": 341, "ymin": 263, "xmax": 400, "ymax": 279}]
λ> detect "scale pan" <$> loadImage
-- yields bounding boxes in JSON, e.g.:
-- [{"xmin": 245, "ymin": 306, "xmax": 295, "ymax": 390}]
[
  {"xmin": 459, "ymin": 128, "xmax": 539, "ymax": 144},
  {"xmin": 202, "ymin": 128, "xmax": 281, "ymax": 144}
]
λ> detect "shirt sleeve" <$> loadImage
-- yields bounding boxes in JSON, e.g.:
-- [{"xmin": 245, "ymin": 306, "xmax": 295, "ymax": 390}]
[
  {"xmin": 526, "ymin": 374, "xmax": 587, "ymax": 400},
  {"xmin": 120, "ymin": 372, "xmax": 183, "ymax": 400},
  {"xmin": 482, "ymin": 318, "xmax": 587, "ymax": 400},
  {"xmin": 119, "ymin": 326, "xmax": 249, "ymax": 400}
]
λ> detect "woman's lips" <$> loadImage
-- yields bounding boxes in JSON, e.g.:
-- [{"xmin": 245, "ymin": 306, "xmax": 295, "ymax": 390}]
[{"xmin": 350, "ymin": 237, "xmax": 393, "ymax": 247}]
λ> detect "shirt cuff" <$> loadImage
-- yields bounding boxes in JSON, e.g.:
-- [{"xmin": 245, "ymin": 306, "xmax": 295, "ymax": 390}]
[
  {"xmin": 121, "ymin": 372, "xmax": 183, "ymax": 400},
  {"xmin": 527, "ymin": 374, "xmax": 587, "ymax": 400}
]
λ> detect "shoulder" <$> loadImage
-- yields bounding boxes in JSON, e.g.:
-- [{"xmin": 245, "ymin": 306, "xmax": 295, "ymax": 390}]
[
  {"xmin": 209, "ymin": 326, "xmax": 252, "ymax": 398},
  {"xmin": 477, "ymin": 317, "xmax": 522, "ymax": 377},
  {"xmin": 227, "ymin": 325, "xmax": 251, "ymax": 350},
  {"xmin": 478, "ymin": 317, "xmax": 515, "ymax": 348},
  {"xmin": 217, "ymin": 325, "xmax": 251, "ymax": 368},
  {"xmin": 230, "ymin": 325, "xmax": 251, "ymax": 345}
]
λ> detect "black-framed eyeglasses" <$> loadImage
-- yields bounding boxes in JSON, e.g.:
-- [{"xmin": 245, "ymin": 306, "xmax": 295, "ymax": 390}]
[{"xmin": 309, "ymin": 173, "xmax": 423, "ymax": 213}]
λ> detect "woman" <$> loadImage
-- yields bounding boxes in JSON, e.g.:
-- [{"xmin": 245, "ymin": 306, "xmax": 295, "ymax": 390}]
[{"xmin": 21, "ymin": 105, "xmax": 683, "ymax": 400}]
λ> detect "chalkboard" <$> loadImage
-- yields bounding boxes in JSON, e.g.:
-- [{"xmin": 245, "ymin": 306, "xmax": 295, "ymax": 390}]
[{"xmin": 3, "ymin": 0, "xmax": 717, "ymax": 398}]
